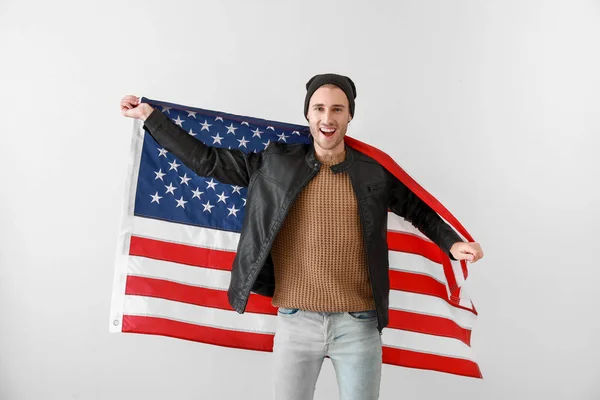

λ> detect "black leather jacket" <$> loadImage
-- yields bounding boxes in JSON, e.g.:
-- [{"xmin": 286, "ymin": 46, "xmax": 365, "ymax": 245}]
[{"xmin": 143, "ymin": 108, "xmax": 463, "ymax": 332}]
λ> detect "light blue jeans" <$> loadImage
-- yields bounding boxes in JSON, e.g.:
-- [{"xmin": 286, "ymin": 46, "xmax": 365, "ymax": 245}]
[{"xmin": 272, "ymin": 307, "xmax": 382, "ymax": 400}]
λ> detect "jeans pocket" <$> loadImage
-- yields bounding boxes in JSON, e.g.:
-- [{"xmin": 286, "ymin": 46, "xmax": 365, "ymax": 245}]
[
  {"xmin": 278, "ymin": 307, "xmax": 300, "ymax": 316},
  {"xmin": 348, "ymin": 309, "xmax": 377, "ymax": 321}
]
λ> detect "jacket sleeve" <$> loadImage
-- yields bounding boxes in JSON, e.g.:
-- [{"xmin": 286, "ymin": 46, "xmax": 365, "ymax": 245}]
[
  {"xmin": 386, "ymin": 171, "xmax": 464, "ymax": 260},
  {"xmin": 142, "ymin": 108, "xmax": 264, "ymax": 187}
]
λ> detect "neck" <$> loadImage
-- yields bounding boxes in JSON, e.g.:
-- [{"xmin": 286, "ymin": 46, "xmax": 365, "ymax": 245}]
[
  {"xmin": 313, "ymin": 141, "xmax": 346, "ymax": 159},
  {"xmin": 316, "ymin": 148, "xmax": 346, "ymax": 165}
]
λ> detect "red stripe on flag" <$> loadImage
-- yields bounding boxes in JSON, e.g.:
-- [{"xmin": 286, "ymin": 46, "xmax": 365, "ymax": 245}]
[
  {"xmin": 122, "ymin": 315, "xmax": 274, "ymax": 352},
  {"xmin": 129, "ymin": 236, "xmax": 235, "ymax": 271},
  {"xmin": 389, "ymin": 270, "xmax": 475, "ymax": 315},
  {"xmin": 132, "ymin": 233, "xmax": 447, "ymax": 273},
  {"xmin": 129, "ymin": 235, "xmax": 477, "ymax": 311},
  {"xmin": 389, "ymin": 270, "xmax": 447, "ymax": 298},
  {"xmin": 387, "ymin": 309, "xmax": 471, "ymax": 346},
  {"xmin": 122, "ymin": 315, "xmax": 481, "ymax": 378},
  {"xmin": 388, "ymin": 231, "xmax": 468, "ymax": 311},
  {"xmin": 125, "ymin": 276, "xmax": 472, "ymax": 345},
  {"xmin": 387, "ymin": 231, "xmax": 443, "ymax": 263},
  {"xmin": 127, "ymin": 232, "xmax": 475, "ymax": 316},
  {"xmin": 382, "ymin": 346, "xmax": 482, "ymax": 379},
  {"xmin": 441, "ymin": 254, "xmax": 460, "ymax": 305},
  {"xmin": 125, "ymin": 275, "xmax": 276, "ymax": 314}
]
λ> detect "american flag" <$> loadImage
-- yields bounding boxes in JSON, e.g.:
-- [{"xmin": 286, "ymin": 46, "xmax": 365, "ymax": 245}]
[{"xmin": 109, "ymin": 97, "xmax": 482, "ymax": 379}]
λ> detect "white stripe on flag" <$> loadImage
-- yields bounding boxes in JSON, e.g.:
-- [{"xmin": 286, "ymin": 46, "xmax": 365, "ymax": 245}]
[
  {"xmin": 134, "ymin": 214, "xmax": 447, "ymax": 254},
  {"xmin": 389, "ymin": 291, "xmax": 475, "ymax": 329},
  {"xmin": 132, "ymin": 215, "xmax": 240, "ymax": 252},
  {"xmin": 128, "ymin": 255, "xmax": 231, "ymax": 290},
  {"xmin": 387, "ymin": 211, "xmax": 466, "ymax": 244},
  {"xmin": 124, "ymin": 295, "xmax": 276, "ymax": 334},
  {"xmin": 388, "ymin": 250, "xmax": 447, "ymax": 285},
  {"xmin": 131, "ymin": 217, "xmax": 454, "ymax": 284},
  {"xmin": 388, "ymin": 211, "xmax": 473, "ymax": 309},
  {"xmin": 126, "ymin": 256, "xmax": 475, "ymax": 329},
  {"xmin": 123, "ymin": 295, "xmax": 475, "ymax": 360},
  {"xmin": 381, "ymin": 327, "xmax": 475, "ymax": 361}
]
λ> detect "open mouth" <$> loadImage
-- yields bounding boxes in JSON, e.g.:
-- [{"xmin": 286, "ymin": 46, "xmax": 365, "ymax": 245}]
[{"xmin": 320, "ymin": 127, "xmax": 336, "ymax": 138}]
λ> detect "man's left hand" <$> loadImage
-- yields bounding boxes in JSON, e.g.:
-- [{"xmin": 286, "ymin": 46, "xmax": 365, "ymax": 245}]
[{"xmin": 450, "ymin": 242, "xmax": 484, "ymax": 263}]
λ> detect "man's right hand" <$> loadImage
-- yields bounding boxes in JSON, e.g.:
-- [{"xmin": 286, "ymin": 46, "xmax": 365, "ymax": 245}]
[{"xmin": 120, "ymin": 95, "xmax": 154, "ymax": 121}]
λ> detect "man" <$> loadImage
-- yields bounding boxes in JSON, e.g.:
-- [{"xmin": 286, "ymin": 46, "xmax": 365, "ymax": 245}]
[{"xmin": 120, "ymin": 73, "xmax": 483, "ymax": 400}]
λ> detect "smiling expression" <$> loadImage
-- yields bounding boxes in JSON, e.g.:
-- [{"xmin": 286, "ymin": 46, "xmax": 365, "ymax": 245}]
[{"xmin": 306, "ymin": 84, "xmax": 353, "ymax": 157}]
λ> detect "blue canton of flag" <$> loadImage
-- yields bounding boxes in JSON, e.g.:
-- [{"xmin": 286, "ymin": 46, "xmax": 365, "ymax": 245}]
[{"xmin": 134, "ymin": 100, "xmax": 311, "ymax": 233}]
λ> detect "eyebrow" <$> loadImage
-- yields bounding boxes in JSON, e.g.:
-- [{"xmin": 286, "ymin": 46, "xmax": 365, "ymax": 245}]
[{"xmin": 312, "ymin": 103, "xmax": 346, "ymax": 108}]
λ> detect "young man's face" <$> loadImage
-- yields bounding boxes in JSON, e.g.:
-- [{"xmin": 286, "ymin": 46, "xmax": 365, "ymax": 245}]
[{"xmin": 306, "ymin": 85, "xmax": 352, "ymax": 156}]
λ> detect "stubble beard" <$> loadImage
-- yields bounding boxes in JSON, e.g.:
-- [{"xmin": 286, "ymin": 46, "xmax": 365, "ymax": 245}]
[{"xmin": 311, "ymin": 126, "xmax": 346, "ymax": 153}]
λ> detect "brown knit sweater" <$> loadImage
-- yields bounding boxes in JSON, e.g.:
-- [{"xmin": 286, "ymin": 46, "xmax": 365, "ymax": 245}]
[{"xmin": 270, "ymin": 149, "xmax": 375, "ymax": 312}]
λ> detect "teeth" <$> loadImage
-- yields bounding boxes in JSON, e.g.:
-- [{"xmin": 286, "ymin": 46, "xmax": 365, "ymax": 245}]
[{"xmin": 321, "ymin": 127, "xmax": 335, "ymax": 133}]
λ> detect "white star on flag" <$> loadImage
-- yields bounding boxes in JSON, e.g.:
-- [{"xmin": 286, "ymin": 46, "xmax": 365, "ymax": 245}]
[
  {"xmin": 164, "ymin": 183, "xmax": 177, "ymax": 195},
  {"xmin": 150, "ymin": 191, "xmax": 162, "ymax": 204},
  {"xmin": 187, "ymin": 111, "xmax": 197, "ymax": 118},
  {"xmin": 237, "ymin": 136, "xmax": 249, "ymax": 148},
  {"xmin": 225, "ymin": 123, "xmax": 238, "ymax": 135},
  {"xmin": 175, "ymin": 196, "xmax": 188, "ymax": 209},
  {"xmin": 231, "ymin": 185, "xmax": 242, "ymax": 194},
  {"xmin": 217, "ymin": 191, "xmax": 229, "ymax": 204},
  {"xmin": 168, "ymin": 160, "xmax": 181, "ymax": 171},
  {"xmin": 200, "ymin": 120, "xmax": 212, "ymax": 131},
  {"xmin": 158, "ymin": 148, "xmax": 168, "ymax": 157},
  {"xmin": 277, "ymin": 132, "xmax": 289, "ymax": 142},
  {"xmin": 206, "ymin": 178, "xmax": 218, "ymax": 190},
  {"xmin": 202, "ymin": 200, "xmax": 214, "ymax": 213},
  {"xmin": 191, "ymin": 187, "xmax": 203, "ymax": 199},
  {"xmin": 173, "ymin": 115, "xmax": 185, "ymax": 127},
  {"xmin": 179, "ymin": 173, "xmax": 191, "ymax": 186},
  {"xmin": 251, "ymin": 128, "xmax": 263, "ymax": 138},
  {"xmin": 154, "ymin": 169, "xmax": 166, "ymax": 181},
  {"xmin": 227, "ymin": 204, "xmax": 240, "ymax": 217},
  {"xmin": 211, "ymin": 133, "xmax": 223, "ymax": 145}
]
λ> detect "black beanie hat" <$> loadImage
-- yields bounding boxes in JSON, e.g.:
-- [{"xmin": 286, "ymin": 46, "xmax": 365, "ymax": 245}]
[{"xmin": 304, "ymin": 73, "xmax": 357, "ymax": 120}]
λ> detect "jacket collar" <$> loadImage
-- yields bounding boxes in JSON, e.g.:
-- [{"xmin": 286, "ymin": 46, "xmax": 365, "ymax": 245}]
[{"xmin": 305, "ymin": 135, "xmax": 356, "ymax": 173}]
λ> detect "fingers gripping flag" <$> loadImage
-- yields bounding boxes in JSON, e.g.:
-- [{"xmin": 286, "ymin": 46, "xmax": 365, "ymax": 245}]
[{"xmin": 109, "ymin": 97, "xmax": 482, "ymax": 379}]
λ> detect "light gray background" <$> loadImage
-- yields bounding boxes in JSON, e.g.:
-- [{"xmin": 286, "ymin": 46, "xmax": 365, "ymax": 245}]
[{"xmin": 1, "ymin": 0, "xmax": 598, "ymax": 399}]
